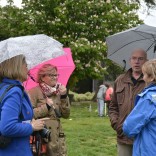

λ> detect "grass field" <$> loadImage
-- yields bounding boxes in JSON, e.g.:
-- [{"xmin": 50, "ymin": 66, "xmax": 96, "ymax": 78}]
[{"xmin": 61, "ymin": 101, "xmax": 117, "ymax": 156}]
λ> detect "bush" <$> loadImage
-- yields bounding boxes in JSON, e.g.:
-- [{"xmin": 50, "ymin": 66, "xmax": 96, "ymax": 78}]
[{"xmin": 69, "ymin": 91, "xmax": 95, "ymax": 102}]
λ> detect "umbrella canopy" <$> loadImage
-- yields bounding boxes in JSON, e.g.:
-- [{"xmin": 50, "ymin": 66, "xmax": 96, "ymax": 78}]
[
  {"xmin": 106, "ymin": 24, "xmax": 156, "ymax": 70},
  {"xmin": 0, "ymin": 34, "xmax": 65, "ymax": 69},
  {"xmin": 23, "ymin": 48, "xmax": 75, "ymax": 90}
]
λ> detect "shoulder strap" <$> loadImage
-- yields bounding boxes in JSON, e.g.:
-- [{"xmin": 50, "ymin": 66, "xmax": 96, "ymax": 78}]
[
  {"xmin": 0, "ymin": 84, "xmax": 24, "ymax": 119},
  {"xmin": 0, "ymin": 83, "xmax": 7, "ymax": 89},
  {"xmin": 0, "ymin": 85, "xmax": 16, "ymax": 103}
]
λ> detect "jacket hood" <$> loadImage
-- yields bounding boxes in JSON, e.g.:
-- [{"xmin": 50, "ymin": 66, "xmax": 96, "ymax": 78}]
[{"xmin": 99, "ymin": 85, "xmax": 105, "ymax": 88}]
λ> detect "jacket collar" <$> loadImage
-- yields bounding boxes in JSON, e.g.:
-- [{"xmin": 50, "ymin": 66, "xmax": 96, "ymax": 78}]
[
  {"xmin": 139, "ymin": 83, "xmax": 156, "ymax": 97},
  {"xmin": 2, "ymin": 77, "xmax": 22, "ymax": 86},
  {"xmin": 123, "ymin": 68, "xmax": 143, "ymax": 83}
]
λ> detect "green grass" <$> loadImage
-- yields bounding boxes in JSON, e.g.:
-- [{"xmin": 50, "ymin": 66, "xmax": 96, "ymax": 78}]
[{"xmin": 61, "ymin": 101, "xmax": 117, "ymax": 156}]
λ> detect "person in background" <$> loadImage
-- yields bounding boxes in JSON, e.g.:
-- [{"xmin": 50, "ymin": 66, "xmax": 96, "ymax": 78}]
[
  {"xmin": 109, "ymin": 49, "xmax": 147, "ymax": 156},
  {"xmin": 96, "ymin": 83, "xmax": 107, "ymax": 117},
  {"xmin": 104, "ymin": 83, "xmax": 113, "ymax": 116},
  {"xmin": 28, "ymin": 64, "xmax": 70, "ymax": 156},
  {"xmin": 123, "ymin": 59, "xmax": 156, "ymax": 156},
  {"xmin": 0, "ymin": 55, "xmax": 46, "ymax": 156}
]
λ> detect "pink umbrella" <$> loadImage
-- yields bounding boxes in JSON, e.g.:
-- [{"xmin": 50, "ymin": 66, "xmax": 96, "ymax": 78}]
[{"xmin": 23, "ymin": 48, "xmax": 75, "ymax": 90}]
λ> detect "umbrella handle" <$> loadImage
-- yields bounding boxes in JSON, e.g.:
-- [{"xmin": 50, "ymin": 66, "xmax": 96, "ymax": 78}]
[
  {"xmin": 123, "ymin": 60, "xmax": 126, "ymax": 71},
  {"xmin": 45, "ymin": 95, "xmax": 62, "ymax": 118},
  {"xmin": 52, "ymin": 105, "xmax": 62, "ymax": 118},
  {"xmin": 28, "ymin": 73, "xmax": 36, "ymax": 82},
  {"xmin": 154, "ymin": 45, "xmax": 156, "ymax": 53}
]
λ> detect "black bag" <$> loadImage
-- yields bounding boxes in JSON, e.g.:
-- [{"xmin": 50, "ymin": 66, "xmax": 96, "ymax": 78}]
[
  {"xmin": 0, "ymin": 136, "xmax": 11, "ymax": 149},
  {"xmin": 0, "ymin": 84, "xmax": 23, "ymax": 148}
]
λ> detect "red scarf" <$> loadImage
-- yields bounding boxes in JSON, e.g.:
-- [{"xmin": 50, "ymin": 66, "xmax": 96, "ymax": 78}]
[{"xmin": 39, "ymin": 82, "xmax": 61, "ymax": 97}]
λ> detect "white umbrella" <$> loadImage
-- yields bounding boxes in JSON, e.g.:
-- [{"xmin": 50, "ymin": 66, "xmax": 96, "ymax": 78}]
[
  {"xmin": 106, "ymin": 24, "xmax": 156, "ymax": 70},
  {"xmin": 0, "ymin": 34, "xmax": 65, "ymax": 69}
]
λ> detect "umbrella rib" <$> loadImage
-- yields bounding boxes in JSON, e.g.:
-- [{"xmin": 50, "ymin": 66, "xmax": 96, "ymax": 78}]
[
  {"xmin": 134, "ymin": 31, "xmax": 156, "ymax": 43},
  {"xmin": 152, "ymin": 34, "xmax": 156, "ymax": 42},
  {"xmin": 146, "ymin": 43, "xmax": 155, "ymax": 52},
  {"xmin": 145, "ymin": 43, "xmax": 156, "ymax": 58},
  {"xmin": 109, "ymin": 38, "xmax": 153, "ymax": 56},
  {"xmin": 135, "ymin": 32, "xmax": 156, "ymax": 53}
]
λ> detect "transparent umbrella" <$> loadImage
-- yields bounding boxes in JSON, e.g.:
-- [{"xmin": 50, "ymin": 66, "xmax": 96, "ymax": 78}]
[{"xmin": 0, "ymin": 34, "xmax": 65, "ymax": 69}]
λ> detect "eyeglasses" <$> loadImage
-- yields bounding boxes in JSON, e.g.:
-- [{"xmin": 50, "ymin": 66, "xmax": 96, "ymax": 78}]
[
  {"xmin": 46, "ymin": 74, "xmax": 59, "ymax": 78},
  {"xmin": 131, "ymin": 57, "xmax": 145, "ymax": 62}
]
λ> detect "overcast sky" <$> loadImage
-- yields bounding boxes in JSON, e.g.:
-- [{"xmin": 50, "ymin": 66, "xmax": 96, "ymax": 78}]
[
  {"xmin": 138, "ymin": 0, "xmax": 156, "ymax": 27},
  {"xmin": 0, "ymin": 0, "xmax": 22, "ymax": 7},
  {"xmin": 0, "ymin": 0, "xmax": 156, "ymax": 27}
]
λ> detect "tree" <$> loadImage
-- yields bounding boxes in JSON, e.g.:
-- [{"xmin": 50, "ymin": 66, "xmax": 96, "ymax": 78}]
[
  {"xmin": 0, "ymin": 4, "xmax": 36, "ymax": 40},
  {"xmin": 127, "ymin": 0, "xmax": 156, "ymax": 6},
  {"xmin": 0, "ymin": 0, "xmax": 143, "ymax": 89},
  {"xmin": 144, "ymin": 0, "xmax": 156, "ymax": 5}
]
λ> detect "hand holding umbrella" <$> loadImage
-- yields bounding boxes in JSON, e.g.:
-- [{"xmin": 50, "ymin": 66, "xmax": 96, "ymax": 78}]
[
  {"xmin": 46, "ymin": 97, "xmax": 61, "ymax": 118},
  {"xmin": 58, "ymin": 85, "xmax": 67, "ymax": 95}
]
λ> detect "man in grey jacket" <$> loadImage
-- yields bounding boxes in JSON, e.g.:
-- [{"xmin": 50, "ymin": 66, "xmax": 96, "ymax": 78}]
[{"xmin": 97, "ymin": 83, "xmax": 107, "ymax": 117}]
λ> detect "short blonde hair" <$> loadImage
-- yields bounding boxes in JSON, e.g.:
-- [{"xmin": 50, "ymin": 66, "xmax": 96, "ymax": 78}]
[
  {"xmin": 142, "ymin": 59, "xmax": 156, "ymax": 82},
  {"xmin": 37, "ymin": 64, "xmax": 57, "ymax": 83},
  {"xmin": 0, "ymin": 55, "xmax": 26, "ymax": 82}
]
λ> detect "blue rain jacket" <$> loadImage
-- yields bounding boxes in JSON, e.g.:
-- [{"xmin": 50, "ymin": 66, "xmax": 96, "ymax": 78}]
[
  {"xmin": 0, "ymin": 78, "xmax": 34, "ymax": 156},
  {"xmin": 123, "ymin": 83, "xmax": 156, "ymax": 156}
]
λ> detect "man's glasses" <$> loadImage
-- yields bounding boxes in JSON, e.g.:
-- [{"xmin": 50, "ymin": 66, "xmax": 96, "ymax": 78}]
[
  {"xmin": 46, "ymin": 74, "xmax": 59, "ymax": 78},
  {"xmin": 131, "ymin": 57, "xmax": 145, "ymax": 62}
]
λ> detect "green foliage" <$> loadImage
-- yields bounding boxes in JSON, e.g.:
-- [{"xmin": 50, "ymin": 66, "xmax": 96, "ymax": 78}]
[
  {"xmin": 69, "ymin": 90, "xmax": 94, "ymax": 102},
  {"xmin": 0, "ymin": 0, "xmax": 143, "ymax": 88},
  {"xmin": 0, "ymin": 5, "xmax": 36, "ymax": 40},
  {"xmin": 104, "ymin": 59, "xmax": 124, "ymax": 81},
  {"xmin": 61, "ymin": 101, "xmax": 117, "ymax": 156}
]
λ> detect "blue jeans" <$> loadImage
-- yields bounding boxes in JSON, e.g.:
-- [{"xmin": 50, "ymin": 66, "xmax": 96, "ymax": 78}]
[{"xmin": 97, "ymin": 99, "xmax": 104, "ymax": 116}]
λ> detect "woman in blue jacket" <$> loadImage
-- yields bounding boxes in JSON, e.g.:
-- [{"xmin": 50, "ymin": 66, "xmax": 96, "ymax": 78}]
[
  {"xmin": 123, "ymin": 59, "xmax": 156, "ymax": 156},
  {"xmin": 0, "ymin": 55, "xmax": 46, "ymax": 156}
]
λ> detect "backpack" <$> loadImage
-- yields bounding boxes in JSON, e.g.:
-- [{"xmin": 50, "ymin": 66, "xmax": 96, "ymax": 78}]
[{"xmin": 0, "ymin": 84, "xmax": 23, "ymax": 148}]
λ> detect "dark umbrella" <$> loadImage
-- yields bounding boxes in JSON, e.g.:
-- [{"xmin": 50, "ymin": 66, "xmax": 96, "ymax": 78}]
[{"xmin": 106, "ymin": 24, "xmax": 156, "ymax": 70}]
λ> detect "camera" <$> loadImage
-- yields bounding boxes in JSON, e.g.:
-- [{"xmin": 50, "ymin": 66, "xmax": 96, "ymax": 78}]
[
  {"xmin": 39, "ymin": 125, "xmax": 51, "ymax": 139},
  {"xmin": 30, "ymin": 126, "xmax": 51, "ymax": 155}
]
